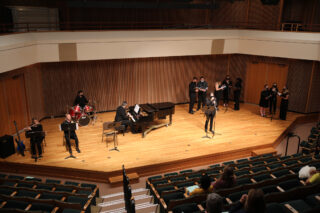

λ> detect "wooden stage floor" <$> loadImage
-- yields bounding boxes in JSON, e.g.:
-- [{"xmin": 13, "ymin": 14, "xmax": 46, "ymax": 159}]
[{"xmin": 0, "ymin": 103, "xmax": 303, "ymax": 181}]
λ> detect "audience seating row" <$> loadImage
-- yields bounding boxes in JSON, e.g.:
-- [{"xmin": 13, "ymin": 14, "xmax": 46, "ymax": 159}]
[{"xmin": 0, "ymin": 174, "xmax": 99, "ymax": 213}]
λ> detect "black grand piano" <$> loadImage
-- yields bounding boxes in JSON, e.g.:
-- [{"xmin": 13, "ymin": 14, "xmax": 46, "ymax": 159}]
[{"xmin": 128, "ymin": 102, "xmax": 175, "ymax": 138}]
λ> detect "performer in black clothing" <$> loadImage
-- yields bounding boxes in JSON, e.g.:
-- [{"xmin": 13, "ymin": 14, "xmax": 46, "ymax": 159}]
[
  {"xmin": 234, "ymin": 78, "xmax": 242, "ymax": 110},
  {"xmin": 214, "ymin": 81, "xmax": 224, "ymax": 110},
  {"xmin": 62, "ymin": 114, "xmax": 80, "ymax": 154},
  {"xmin": 204, "ymin": 92, "xmax": 217, "ymax": 134},
  {"xmin": 73, "ymin": 90, "xmax": 88, "ymax": 108},
  {"xmin": 189, "ymin": 77, "xmax": 198, "ymax": 114},
  {"xmin": 222, "ymin": 75, "xmax": 232, "ymax": 107},
  {"xmin": 197, "ymin": 76, "xmax": 208, "ymax": 110},
  {"xmin": 279, "ymin": 87, "xmax": 289, "ymax": 120},
  {"xmin": 25, "ymin": 118, "xmax": 44, "ymax": 159},
  {"xmin": 115, "ymin": 101, "xmax": 133, "ymax": 131},
  {"xmin": 269, "ymin": 83, "xmax": 278, "ymax": 115},
  {"xmin": 259, "ymin": 84, "xmax": 270, "ymax": 117}
]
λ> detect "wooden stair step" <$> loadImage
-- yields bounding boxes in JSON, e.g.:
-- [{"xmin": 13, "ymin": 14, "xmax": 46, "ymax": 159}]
[
  {"xmin": 251, "ymin": 147, "xmax": 277, "ymax": 156},
  {"xmin": 108, "ymin": 173, "xmax": 139, "ymax": 184}
]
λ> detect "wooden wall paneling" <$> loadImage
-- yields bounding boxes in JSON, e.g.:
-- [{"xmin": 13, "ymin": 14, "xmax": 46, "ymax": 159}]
[
  {"xmin": 245, "ymin": 62, "xmax": 268, "ymax": 105},
  {"xmin": 286, "ymin": 60, "xmax": 313, "ymax": 112},
  {"xmin": 0, "ymin": 80, "xmax": 10, "ymax": 136},
  {"xmin": 229, "ymin": 54, "xmax": 248, "ymax": 101},
  {"xmin": 307, "ymin": 61, "xmax": 320, "ymax": 113},
  {"xmin": 248, "ymin": 0, "xmax": 280, "ymax": 29},
  {"xmin": 211, "ymin": 0, "xmax": 247, "ymax": 26}
]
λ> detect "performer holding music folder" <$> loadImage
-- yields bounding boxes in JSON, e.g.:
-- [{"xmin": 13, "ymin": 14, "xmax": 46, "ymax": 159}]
[
  {"xmin": 25, "ymin": 118, "xmax": 44, "ymax": 160},
  {"xmin": 61, "ymin": 114, "xmax": 80, "ymax": 155},
  {"xmin": 204, "ymin": 92, "xmax": 217, "ymax": 134}
]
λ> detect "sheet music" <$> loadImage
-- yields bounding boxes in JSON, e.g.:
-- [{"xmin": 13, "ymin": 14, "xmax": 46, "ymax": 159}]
[{"xmin": 134, "ymin": 104, "xmax": 140, "ymax": 114}]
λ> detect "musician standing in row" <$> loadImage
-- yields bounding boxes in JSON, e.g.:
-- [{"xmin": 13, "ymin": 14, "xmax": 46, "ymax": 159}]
[
  {"xmin": 214, "ymin": 81, "xmax": 224, "ymax": 110},
  {"xmin": 259, "ymin": 84, "xmax": 270, "ymax": 117},
  {"xmin": 197, "ymin": 76, "xmax": 208, "ymax": 111},
  {"xmin": 222, "ymin": 75, "xmax": 232, "ymax": 107},
  {"xmin": 74, "ymin": 90, "xmax": 88, "ymax": 108},
  {"xmin": 204, "ymin": 92, "xmax": 217, "ymax": 134},
  {"xmin": 62, "ymin": 114, "xmax": 81, "ymax": 154},
  {"xmin": 189, "ymin": 77, "xmax": 198, "ymax": 114},
  {"xmin": 279, "ymin": 87, "xmax": 289, "ymax": 120},
  {"xmin": 269, "ymin": 83, "xmax": 278, "ymax": 115},
  {"xmin": 115, "ymin": 101, "xmax": 133, "ymax": 131},
  {"xmin": 25, "ymin": 118, "xmax": 44, "ymax": 159},
  {"xmin": 233, "ymin": 78, "xmax": 242, "ymax": 110}
]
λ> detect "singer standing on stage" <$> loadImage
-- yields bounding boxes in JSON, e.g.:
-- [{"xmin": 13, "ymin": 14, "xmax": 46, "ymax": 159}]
[
  {"xmin": 62, "ymin": 114, "xmax": 81, "ymax": 154},
  {"xmin": 214, "ymin": 81, "xmax": 224, "ymax": 110},
  {"xmin": 204, "ymin": 92, "xmax": 217, "ymax": 134},
  {"xmin": 279, "ymin": 87, "xmax": 289, "ymax": 120},
  {"xmin": 222, "ymin": 75, "xmax": 232, "ymax": 107},
  {"xmin": 197, "ymin": 76, "xmax": 208, "ymax": 111},
  {"xmin": 234, "ymin": 78, "xmax": 242, "ymax": 110},
  {"xmin": 25, "ymin": 118, "xmax": 44, "ymax": 159},
  {"xmin": 259, "ymin": 84, "xmax": 270, "ymax": 117},
  {"xmin": 189, "ymin": 77, "xmax": 198, "ymax": 114},
  {"xmin": 269, "ymin": 83, "xmax": 278, "ymax": 115}
]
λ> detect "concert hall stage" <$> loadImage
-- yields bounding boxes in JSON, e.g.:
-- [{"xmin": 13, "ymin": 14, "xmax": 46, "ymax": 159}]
[{"xmin": 0, "ymin": 103, "xmax": 311, "ymax": 183}]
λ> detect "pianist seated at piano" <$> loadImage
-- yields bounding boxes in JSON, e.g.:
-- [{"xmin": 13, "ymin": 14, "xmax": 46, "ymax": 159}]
[{"xmin": 114, "ymin": 101, "xmax": 136, "ymax": 133}]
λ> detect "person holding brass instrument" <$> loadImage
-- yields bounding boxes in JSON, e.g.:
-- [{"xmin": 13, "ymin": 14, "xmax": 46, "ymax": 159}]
[
  {"xmin": 204, "ymin": 92, "xmax": 217, "ymax": 134},
  {"xmin": 25, "ymin": 118, "xmax": 44, "ymax": 159},
  {"xmin": 62, "ymin": 114, "xmax": 80, "ymax": 154},
  {"xmin": 189, "ymin": 77, "xmax": 198, "ymax": 114},
  {"xmin": 197, "ymin": 76, "xmax": 208, "ymax": 111}
]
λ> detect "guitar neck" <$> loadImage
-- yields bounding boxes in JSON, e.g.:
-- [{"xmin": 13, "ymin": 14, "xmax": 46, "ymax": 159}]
[{"xmin": 13, "ymin": 121, "xmax": 22, "ymax": 141}]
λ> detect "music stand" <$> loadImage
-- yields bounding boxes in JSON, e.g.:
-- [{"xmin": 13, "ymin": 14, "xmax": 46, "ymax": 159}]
[
  {"xmin": 108, "ymin": 122, "xmax": 120, "ymax": 152},
  {"xmin": 26, "ymin": 131, "xmax": 44, "ymax": 162},
  {"xmin": 60, "ymin": 123, "xmax": 77, "ymax": 159}
]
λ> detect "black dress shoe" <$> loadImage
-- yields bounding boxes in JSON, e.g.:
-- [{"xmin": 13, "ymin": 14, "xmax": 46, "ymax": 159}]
[
  {"xmin": 210, "ymin": 130, "xmax": 215, "ymax": 134},
  {"xmin": 76, "ymin": 147, "xmax": 81, "ymax": 153}
]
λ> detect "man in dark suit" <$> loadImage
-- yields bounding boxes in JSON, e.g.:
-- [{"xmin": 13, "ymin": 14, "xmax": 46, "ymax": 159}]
[{"xmin": 115, "ymin": 101, "xmax": 132, "ymax": 131}]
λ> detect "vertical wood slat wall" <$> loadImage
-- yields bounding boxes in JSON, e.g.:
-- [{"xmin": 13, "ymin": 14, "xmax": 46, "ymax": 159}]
[{"xmin": 0, "ymin": 54, "xmax": 319, "ymax": 136}]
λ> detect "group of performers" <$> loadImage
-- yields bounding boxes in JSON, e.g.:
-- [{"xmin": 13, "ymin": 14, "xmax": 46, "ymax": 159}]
[
  {"xmin": 189, "ymin": 75, "xmax": 242, "ymax": 133},
  {"xmin": 259, "ymin": 83, "xmax": 289, "ymax": 120}
]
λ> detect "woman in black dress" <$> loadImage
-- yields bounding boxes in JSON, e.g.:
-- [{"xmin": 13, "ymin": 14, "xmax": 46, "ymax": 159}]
[
  {"xmin": 234, "ymin": 78, "xmax": 242, "ymax": 110},
  {"xmin": 214, "ymin": 81, "xmax": 224, "ymax": 110},
  {"xmin": 279, "ymin": 86, "xmax": 289, "ymax": 120},
  {"xmin": 259, "ymin": 84, "xmax": 270, "ymax": 117}
]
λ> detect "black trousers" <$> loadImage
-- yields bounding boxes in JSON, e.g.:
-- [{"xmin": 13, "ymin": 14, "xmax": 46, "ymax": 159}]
[
  {"xmin": 65, "ymin": 133, "xmax": 79, "ymax": 153},
  {"xmin": 197, "ymin": 92, "xmax": 206, "ymax": 109},
  {"xmin": 234, "ymin": 90, "xmax": 240, "ymax": 110},
  {"xmin": 269, "ymin": 98, "xmax": 277, "ymax": 114},
  {"xmin": 30, "ymin": 139, "xmax": 42, "ymax": 156},
  {"xmin": 280, "ymin": 100, "xmax": 288, "ymax": 120},
  {"xmin": 189, "ymin": 93, "xmax": 196, "ymax": 112},
  {"xmin": 205, "ymin": 114, "xmax": 214, "ymax": 131},
  {"xmin": 223, "ymin": 90, "xmax": 229, "ymax": 104}
]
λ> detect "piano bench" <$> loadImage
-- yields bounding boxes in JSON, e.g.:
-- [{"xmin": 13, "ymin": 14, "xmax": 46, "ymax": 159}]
[{"xmin": 115, "ymin": 125, "xmax": 126, "ymax": 136}]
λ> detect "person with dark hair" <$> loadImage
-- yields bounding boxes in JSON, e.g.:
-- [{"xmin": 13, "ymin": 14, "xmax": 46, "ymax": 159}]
[
  {"xmin": 279, "ymin": 86, "xmax": 289, "ymax": 120},
  {"xmin": 269, "ymin": 83, "xmax": 278, "ymax": 115},
  {"xmin": 234, "ymin": 78, "xmax": 242, "ymax": 110},
  {"xmin": 229, "ymin": 189, "xmax": 266, "ymax": 213},
  {"xmin": 212, "ymin": 165, "xmax": 236, "ymax": 190},
  {"xmin": 61, "ymin": 114, "xmax": 80, "ymax": 154},
  {"xmin": 222, "ymin": 75, "xmax": 232, "ymax": 107},
  {"xmin": 197, "ymin": 76, "xmax": 208, "ymax": 111},
  {"xmin": 204, "ymin": 92, "xmax": 217, "ymax": 134},
  {"xmin": 115, "ymin": 101, "xmax": 133, "ymax": 131},
  {"xmin": 25, "ymin": 118, "xmax": 44, "ymax": 159},
  {"xmin": 189, "ymin": 77, "xmax": 198, "ymax": 114},
  {"xmin": 74, "ymin": 90, "xmax": 88, "ymax": 108},
  {"xmin": 189, "ymin": 174, "xmax": 213, "ymax": 196},
  {"xmin": 259, "ymin": 84, "xmax": 270, "ymax": 117},
  {"xmin": 206, "ymin": 193, "xmax": 223, "ymax": 213},
  {"xmin": 214, "ymin": 81, "xmax": 224, "ymax": 110}
]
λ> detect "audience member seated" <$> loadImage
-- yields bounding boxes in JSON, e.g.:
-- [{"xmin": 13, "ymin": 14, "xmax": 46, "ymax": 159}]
[
  {"xmin": 189, "ymin": 174, "xmax": 213, "ymax": 196},
  {"xmin": 212, "ymin": 165, "xmax": 236, "ymax": 190},
  {"xmin": 229, "ymin": 189, "xmax": 265, "ymax": 213},
  {"xmin": 206, "ymin": 193, "xmax": 224, "ymax": 213},
  {"xmin": 306, "ymin": 168, "xmax": 320, "ymax": 185}
]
